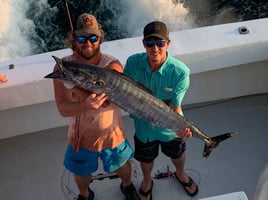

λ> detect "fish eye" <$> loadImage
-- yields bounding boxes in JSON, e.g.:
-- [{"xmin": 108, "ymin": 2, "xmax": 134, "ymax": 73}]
[{"xmin": 96, "ymin": 80, "xmax": 105, "ymax": 87}]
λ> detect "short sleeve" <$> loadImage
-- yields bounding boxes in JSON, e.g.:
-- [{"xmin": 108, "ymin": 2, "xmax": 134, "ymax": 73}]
[{"xmin": 171, "ymin": 67, "xmax": 190, "ymax": 106}]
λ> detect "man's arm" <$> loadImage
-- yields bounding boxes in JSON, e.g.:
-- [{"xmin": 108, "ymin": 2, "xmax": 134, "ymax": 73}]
[{"xmin": 106, "ymin": 60, "xmax": 123, "ymax": 73}]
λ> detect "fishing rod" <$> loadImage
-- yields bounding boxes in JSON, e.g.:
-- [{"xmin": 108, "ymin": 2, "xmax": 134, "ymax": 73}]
[{"xmin": 63, "ymin": 0, "xmax": 73, "ymax": 32}]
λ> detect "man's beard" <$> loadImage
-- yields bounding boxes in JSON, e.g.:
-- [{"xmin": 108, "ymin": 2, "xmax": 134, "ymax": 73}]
[{"xmin": 78, "ymin": 46, "xmax": 100, "ymax": 60}]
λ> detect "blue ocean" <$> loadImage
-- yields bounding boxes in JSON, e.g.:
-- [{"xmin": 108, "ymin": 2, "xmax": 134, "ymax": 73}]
[{"xmin": 0, "ymin": 0, "xmax": 267, "ymax": 61}]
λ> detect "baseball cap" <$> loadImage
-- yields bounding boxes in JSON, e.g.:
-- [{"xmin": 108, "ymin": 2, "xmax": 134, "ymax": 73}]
[
  {"xmin": 74, "ymin": 13, "xmax": 102, "ymax": 37},
  {"xmin": 143, "ymin": 21, "xmax": 169, "ymax": 40}
]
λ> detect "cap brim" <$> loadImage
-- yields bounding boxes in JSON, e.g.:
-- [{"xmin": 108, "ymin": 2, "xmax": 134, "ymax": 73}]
[
  {"xmin": 144, "ymin": 34, "xmax": 167, "ymax": 40},
  {"xmin": 75, "ymin": 28, "xmax": 101, "ymax": 36}
]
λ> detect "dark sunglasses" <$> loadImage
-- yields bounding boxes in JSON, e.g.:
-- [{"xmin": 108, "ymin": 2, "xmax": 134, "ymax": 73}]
[
  {"xmin": 143, "ymin": 40, "xmax": 166, "ymax": 48},
  {"xmin": 76, "ymin": 35, "xmax": 99, "ymax": 44}
]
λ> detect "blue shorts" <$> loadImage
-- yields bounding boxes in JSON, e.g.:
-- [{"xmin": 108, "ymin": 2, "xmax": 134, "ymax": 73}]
[{"xmin": 63, "ymin": 140, "xmax": 134, "ymax": 177}]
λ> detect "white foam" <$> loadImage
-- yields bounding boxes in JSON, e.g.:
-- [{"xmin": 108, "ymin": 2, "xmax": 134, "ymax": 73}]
[
  {"xmin": 109, "ymin": 0, "xmax": 194, "ymax": 37},
  {"xmin": 0, "ymin": 0, "xmax": 193, "ymax": 61},
  {"xmin": 0, "ymin": 0, "xmax": 32, "ymax": 60}
]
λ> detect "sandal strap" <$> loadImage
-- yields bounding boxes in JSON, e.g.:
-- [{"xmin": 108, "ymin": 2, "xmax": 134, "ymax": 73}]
[
  {"xmin": 139, "ymin": 188, "xmax": 151, "ymax": 197},
  {"xmin": 180, "ymin": 176, "xmax": 194, "ymax": 187},
  {"xmin": 173, "ymin": 172, "xmax": 199, "ymax": 197},
  {"xmin": 139, "ymin": 180, "xmax": 153, "ymax": 197}
]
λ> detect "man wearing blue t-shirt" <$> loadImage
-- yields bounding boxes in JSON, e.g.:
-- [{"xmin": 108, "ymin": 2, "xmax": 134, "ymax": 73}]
[{"xmin": 124, "ymin": 21, "xmax": 198, "ymax": 200}]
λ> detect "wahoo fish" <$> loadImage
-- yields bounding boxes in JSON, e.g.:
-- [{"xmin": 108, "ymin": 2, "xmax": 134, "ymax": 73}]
[{"xmin": 45, "ymin": 56, "xmax": 237, "ymax": 158}]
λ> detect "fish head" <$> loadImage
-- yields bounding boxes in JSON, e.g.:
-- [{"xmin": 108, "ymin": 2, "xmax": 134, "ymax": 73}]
[
  {"xmin": 44, "ymin": 56, "xmax": 78, "ymax": 86},
  {"xmin": 44, "ymin": 56, "xmax": 105, "ymax": 93},
  {"xmin": 44, "ymin": 58, "xmax": 72, "ymax": 87}
]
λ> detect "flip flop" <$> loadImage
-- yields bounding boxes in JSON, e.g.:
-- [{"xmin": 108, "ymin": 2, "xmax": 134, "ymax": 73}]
[
  {"xmin": 77, "ymin": 188, "xmax": 95, "ymax": 200},
  {"xmin": 173, "ymin": 172, "xmax": 199, "ymax": 197},
  {"xmin": 139, "ymin": 180, "xmax": 153, "ymax": 200}
]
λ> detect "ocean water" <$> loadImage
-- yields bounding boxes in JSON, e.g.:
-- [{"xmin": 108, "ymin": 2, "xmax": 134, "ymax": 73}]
[{"xmin": 0, "ymin": 0, "xmax": 267, "ymax": 61}]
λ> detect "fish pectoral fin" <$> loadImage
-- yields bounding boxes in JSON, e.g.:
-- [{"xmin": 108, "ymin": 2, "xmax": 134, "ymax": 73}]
[{"xmin": 203, "ymin": 132, "xmax": 238, "ymax": 159}]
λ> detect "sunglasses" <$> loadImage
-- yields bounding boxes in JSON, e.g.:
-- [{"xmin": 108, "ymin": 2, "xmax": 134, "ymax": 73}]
[
  {"xmin": 143, "ymin": 40, "xmax": 166, "ymax": 48},
  {"xmin": 76, "ymin": 35, "xmax": 99, "ymax": 44}
]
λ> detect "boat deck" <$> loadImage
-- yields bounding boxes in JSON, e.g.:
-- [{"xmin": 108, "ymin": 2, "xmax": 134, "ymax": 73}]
[{"xmin": 0, "ymin": 94, "xmax": 267, "ymax": 200}]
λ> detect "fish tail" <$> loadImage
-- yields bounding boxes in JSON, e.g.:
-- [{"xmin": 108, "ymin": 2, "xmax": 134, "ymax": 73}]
[{"xmin": 203, "ymin": 132, "xmax": 238, "ymax": 158}]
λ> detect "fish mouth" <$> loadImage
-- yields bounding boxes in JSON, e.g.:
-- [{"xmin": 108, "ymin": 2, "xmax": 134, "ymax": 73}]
[{"xmin": 44, "ymin": 70, "xmax": 64, "ymax": 79}]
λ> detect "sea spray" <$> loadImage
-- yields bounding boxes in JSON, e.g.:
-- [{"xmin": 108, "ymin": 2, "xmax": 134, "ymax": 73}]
[
  {"xmin": 0, "ymin": 0, "xmax": 32, "ymax": 60},
  {"xmin": 0, "ymin": 0, "xmax": 58, "ymax": 61},
  {"xmin": 0, "ymin": 0, "xmax": 266, "ymax": 61}
]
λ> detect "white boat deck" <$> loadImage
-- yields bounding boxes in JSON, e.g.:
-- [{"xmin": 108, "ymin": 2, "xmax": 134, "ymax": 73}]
[{"xmin": 0, "ymin": 94, "xmax": 267, "ymax": 200}]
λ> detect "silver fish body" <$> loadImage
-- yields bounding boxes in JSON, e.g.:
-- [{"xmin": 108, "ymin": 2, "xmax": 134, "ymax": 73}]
[{"xmin": 45, "ymin": 56, "xmax": 237, "ymax": 158}]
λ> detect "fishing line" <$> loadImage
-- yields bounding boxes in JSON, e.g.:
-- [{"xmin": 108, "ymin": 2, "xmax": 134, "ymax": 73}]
[
  {"xmin": 63, "ymin": 0, "xmax": 73, "ymax": 32},
  {"xmin": 60, "ymin": 168, "xmax": 78, "ymax": 200}
]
